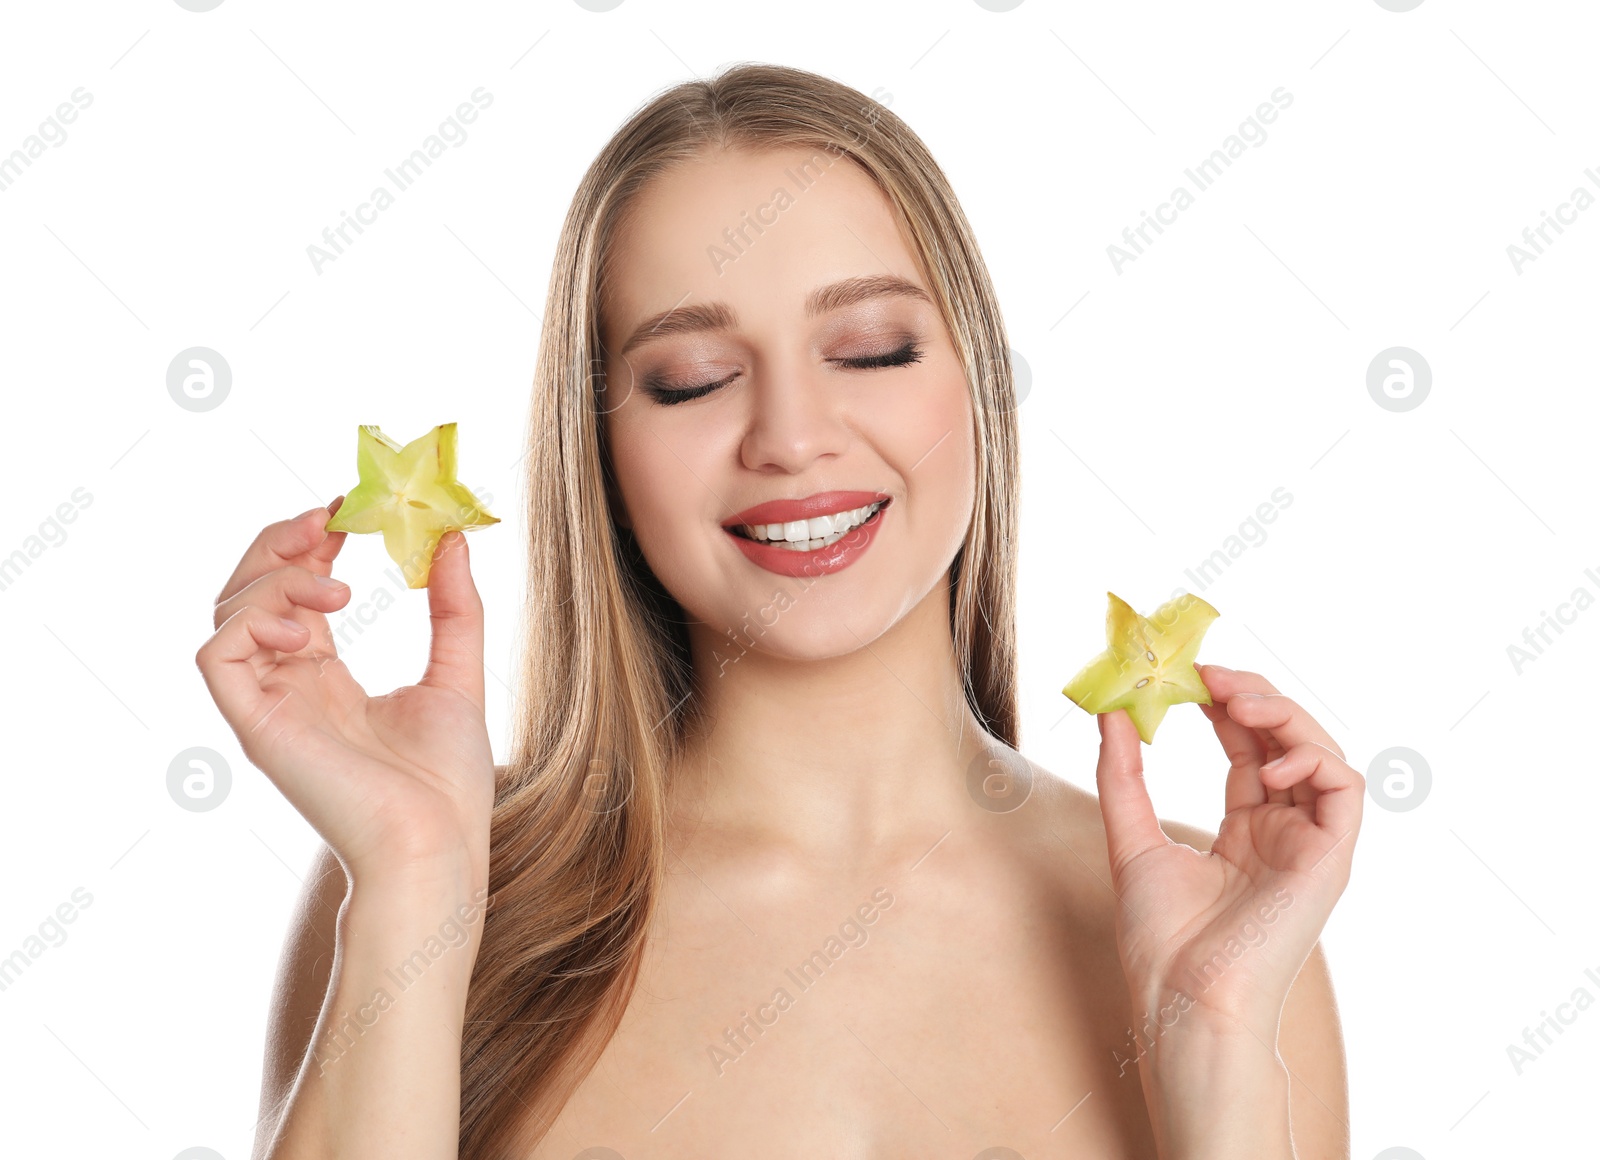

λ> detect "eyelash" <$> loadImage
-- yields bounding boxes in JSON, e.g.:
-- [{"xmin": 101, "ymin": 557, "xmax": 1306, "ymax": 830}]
[{"xmin": 641, "ymin": 341, "xmax": 927, "ymax": 405}]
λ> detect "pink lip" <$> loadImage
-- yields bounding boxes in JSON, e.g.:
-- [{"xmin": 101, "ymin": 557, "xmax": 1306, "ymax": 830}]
[
  {"xmin": 721, "ymin": 490, "xmax": 889, "ymax": 529},
  {"xmin": 721, "ymin": 490, "xmax": 892, "ymax": 579}
]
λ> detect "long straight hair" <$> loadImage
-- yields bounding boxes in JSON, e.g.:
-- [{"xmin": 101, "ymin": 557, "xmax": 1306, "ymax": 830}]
[{"xmin": 459, "ymin": 61, "xmax": 1021, "ymax": 1156}]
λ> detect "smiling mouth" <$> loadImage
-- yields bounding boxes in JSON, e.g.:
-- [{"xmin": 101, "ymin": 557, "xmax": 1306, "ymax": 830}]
[{"xmin": 727, "ymin": 498, "xmax": 890, "ymax": 551}]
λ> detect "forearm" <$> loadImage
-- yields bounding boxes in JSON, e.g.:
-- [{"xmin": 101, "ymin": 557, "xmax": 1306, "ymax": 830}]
[
  {"xmin": 266, "ymin": 867, "xmax": 488, "ymax": 1160},
  {"xmin": 1139, "ymin": 1017, "xmax": 1295, "ymax": 1160}
]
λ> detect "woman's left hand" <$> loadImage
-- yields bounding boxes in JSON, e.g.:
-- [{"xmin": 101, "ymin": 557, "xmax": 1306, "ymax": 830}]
[{"xmin": 1093, "ymin": 663, "xmax": 1364, "ymax": 1045}]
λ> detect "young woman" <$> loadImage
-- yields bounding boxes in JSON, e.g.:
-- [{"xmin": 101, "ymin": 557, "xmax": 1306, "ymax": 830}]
[{"xmin": 198, "ymin": 63, "xmax": 1362, "ymax": 1159}]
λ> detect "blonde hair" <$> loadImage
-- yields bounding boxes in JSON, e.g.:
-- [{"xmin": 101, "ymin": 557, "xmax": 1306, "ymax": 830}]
[{"xmin": 460, "ymin": 61, "xmax": 1020, "ymax": 1156}]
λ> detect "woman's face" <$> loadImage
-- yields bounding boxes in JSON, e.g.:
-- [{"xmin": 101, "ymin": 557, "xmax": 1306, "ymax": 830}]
[{"xmin": 598, "ymin": 143, "xmax": 976, "ymax": 662}]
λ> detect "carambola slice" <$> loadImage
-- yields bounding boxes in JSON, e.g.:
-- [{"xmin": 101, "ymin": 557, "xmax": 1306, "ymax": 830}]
[
  {"xmin": 324, "ymin": 423, "xmax": 499, "ymax": 589},
  {"xmin": 1061, "ymin": 591, "xmax": 1220, "ymax": 744}
]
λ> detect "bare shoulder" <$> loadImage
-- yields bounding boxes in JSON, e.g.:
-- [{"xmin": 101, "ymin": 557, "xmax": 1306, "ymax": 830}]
[{"xmin": 1016, "ymin": 754, "xmax": 1213, "ymax": 861}]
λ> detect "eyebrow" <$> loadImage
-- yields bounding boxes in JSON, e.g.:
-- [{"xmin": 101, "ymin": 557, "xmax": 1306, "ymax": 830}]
[{"xmin": 617, "ymin": 274, "xmax": 934, "ymax": 358}]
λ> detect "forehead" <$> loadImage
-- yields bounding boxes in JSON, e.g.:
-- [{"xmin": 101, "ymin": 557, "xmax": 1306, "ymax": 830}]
[{"xmin": 599, "ymin": 144, "xmax": 924, "ymax": 350}]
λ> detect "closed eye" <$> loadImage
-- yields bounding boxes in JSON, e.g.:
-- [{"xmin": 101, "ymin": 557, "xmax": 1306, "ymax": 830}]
[
  {"xmin": 834, "ymin": 341, "xmax": 926, "ymax": 372},
  {"xmin": 640, "ymin": 372, "xmax": 737, "ymax": 406},
  {"xmin": 642, "ymin": 341, "xmax": 927, "ymax": 405}
]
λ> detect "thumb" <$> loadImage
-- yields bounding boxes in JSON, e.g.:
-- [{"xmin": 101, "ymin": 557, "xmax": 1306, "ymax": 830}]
[
  {"xmin": 1094, "ymin": 709, "xmax": 1170, "ymax": 875},
  {"xmin": 420, "ymin": 530, "xmax": 486, "ymax": 710}
]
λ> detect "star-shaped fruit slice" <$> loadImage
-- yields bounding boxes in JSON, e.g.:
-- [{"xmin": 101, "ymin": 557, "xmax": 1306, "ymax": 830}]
[
  {"xmin": 324, "ymin": 423, "xmax": 499, "ymax": 589},
  {"xmin": 1061, "ymin": 591, "xmax": 1220, "ymax": 744}
]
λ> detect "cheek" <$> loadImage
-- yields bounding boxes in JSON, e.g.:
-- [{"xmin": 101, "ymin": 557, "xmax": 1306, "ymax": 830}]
[
  {"xmin": 881, "ymin": 372, "xmax": 975, "ymax": 518},
  {"xmin": 608, "ymin": 419, "xmax": 717, "ymax": 558}
]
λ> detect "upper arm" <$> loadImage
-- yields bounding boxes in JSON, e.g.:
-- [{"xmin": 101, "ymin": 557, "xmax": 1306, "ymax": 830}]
[
  {"xmin": 1157, "ymin": 819, "xmax": 1350, "ymax": 1158},
  {"xmin": 252, "ymin": 843, "xmax": 348, "ymax": 1160}
]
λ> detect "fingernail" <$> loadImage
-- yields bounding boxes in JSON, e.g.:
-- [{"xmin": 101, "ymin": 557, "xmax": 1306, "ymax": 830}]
[
  {"xmin": 1207, "ymin": 664, "xmax": 1233, "ymax": 673},
  {"xmin": 1261, "ymin": 756, "xmax": 1284, "ymax": 771},
  {"xmin": 294, "ymin": 506, "xmax": 322, "ymax": 520},
  {"xmin": 313, "ymin": 574, "xmax": 346, "ymax": 588},
  {"xmin": 279, "ymin": 616, "xmax": 306, "ymax": 633},
  {"xmin": 1235, "ymin": 692, "xmax": 1263, "ymax": 699}
]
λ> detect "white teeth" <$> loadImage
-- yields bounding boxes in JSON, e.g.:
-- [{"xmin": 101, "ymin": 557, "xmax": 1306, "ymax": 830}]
[{"xmin": 739, "ymin": 501, "xmax": 884, "ymax": 546}]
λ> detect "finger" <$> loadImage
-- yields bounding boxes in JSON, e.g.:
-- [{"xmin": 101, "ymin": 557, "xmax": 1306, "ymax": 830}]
[
  {"xmin": 214, "ymin": 564, "xmax": 352, "ymax": 633},
  {"xmin": 1225, "ymin": 691, "xmax": 1347, "ymax": 768},
  {"xmin": 1094, "ymin": 709, "xmax": 1171, "ymax": 874},
  {"xmin": 216, "ymin": 497, "xmax": 347, "ymax": 607},
  {"xmin": 1198, "ymin": 664, "xmax": 1281, "ymax": 697},
  {"xmin": 1199, "ymin": 667, "xmax": 1333, "ymax": 809},
  {"xmin": 307, "ymin": 494, "xmax": 349, "ymax": 568},
  {"xmin": 420, "ymin": 531, "xmax": 486, "ymax": 711},
  {"xmin": 1200, "ymin": 680, "xmax": 1295, "ymax": 809},
  {"xmin": 1260, "ymin": 742, "xmax": 1365, "ymax": 860},
  {"xmin": 1198, "ymin": 693, "xmax": 1270, "ymax": 814},
  {"xmin": 1224, "ymin": 694, "xmax": 1297, "ymax": 807},
  {"xmin": 195, "ymin": 605, "xmax": 310, "ymax": 730},
  {"xmin": 1291, "ymin": 763, "xmax": 1321, "ymax": 814},
  {"xmin": 1198, "ymin": 665, "xmax": 1345, "ymax": 762}
]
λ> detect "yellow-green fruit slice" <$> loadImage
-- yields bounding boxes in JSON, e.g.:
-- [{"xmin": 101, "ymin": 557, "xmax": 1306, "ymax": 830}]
[
  {"xmin": 1061, "ymin": 591, "xmax": 1220, "ymax": 744},
  {"xmin": 324, "ymin": 423, "xmax": 499, "ymax": 589}
]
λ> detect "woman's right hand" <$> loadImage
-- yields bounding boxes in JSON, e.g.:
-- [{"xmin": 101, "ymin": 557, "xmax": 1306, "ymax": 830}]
[{"xmin": 194, "ymin": 497, "xmax": 496, "ymax": 887}]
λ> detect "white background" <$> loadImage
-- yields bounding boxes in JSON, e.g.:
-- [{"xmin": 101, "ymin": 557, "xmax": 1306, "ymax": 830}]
[{"xmin": 1, "ymin": 1, "xmax": 1594, "ymax": 1157}]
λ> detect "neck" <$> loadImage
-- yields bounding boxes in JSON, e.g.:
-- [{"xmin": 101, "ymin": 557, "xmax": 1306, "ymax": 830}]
[{"xmin": 670, "ymin": 574, "xmax": 992, "ymax": 869}]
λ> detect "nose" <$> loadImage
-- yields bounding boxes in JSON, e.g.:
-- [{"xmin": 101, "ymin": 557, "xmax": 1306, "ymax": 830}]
[{"xmin": 738, "ymin": 360, "xmax": 850, "ymax": 474}]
